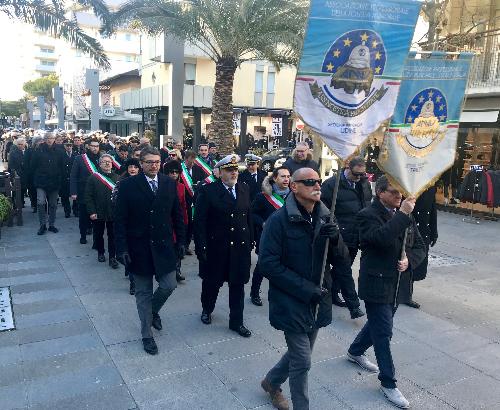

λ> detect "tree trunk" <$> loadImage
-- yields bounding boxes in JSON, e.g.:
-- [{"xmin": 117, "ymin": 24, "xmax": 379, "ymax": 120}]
[{"xmin": 211, "ymin": 57, "xmax": 238, "ymax": 155}]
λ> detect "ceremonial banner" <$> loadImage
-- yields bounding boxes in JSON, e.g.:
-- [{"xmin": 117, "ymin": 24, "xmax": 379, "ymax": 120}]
[
  {"xmin": 294, "ymin": 0, "xmax": 421, "ymax": 159},
  {"xmin": 378, "ymin": 52, "xmax": 473, "ymax": 197}
]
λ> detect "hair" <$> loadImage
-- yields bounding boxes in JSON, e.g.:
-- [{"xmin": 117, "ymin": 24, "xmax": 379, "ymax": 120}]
[
  {"xmin": 164, "ymin": 160, "xmax": 182, "ymax": 173},
  {"xmin": 123, "ymin": 158, "xmax": 140, "ymax": 170},
  {"xmin": 88, "ymin": 138, "xmax": 99, "ymax": 144},
  {"xmin": 272, "ymin": 166, "xmax": 290, "ymax": 180},
  {"xmin": 198, "ymin": 143, "xmax": 209, "ymax": 150},
  {"xmin": 184, "ymin": 150, "xmax": 196, "ymax": 160},
  {"xmin": 99, "ymin": 154, "xmax": 113, "ymax": 164},
  {"xmin": 139, "ymin": 146, "xmax": 160, "ymax": 161},
  {"xmin": 348, "ymin": 156, "xmax": 365, "ymax": 169},
  {"xmin": 118, "ymin": 145, "xmax": 129, "ymax": 152},
  {"xmin": 43, "ymin": 132, "xmax": 54, "ymax": 140},
  {"xmin": 375, "ymin": 175, "xmax": 390, "ymax": 196},
  {"xmin": 295, "ymin": 141, "xmax": 309, "ymax": 150},
  {"xmin": 15, "ymin": 137, "xmax": 26, "ymax": 145}
]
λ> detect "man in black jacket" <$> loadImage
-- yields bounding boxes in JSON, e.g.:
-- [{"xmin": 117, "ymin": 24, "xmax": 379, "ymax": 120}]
[
  {"xmin": 194, "ymin": 154, "xmax": 253, "ymax": 338},
  {"xmin": 238, "ymin": 154, "xmax": 267, "ymax": 202},
  {"xmin": 259, "ymin": 167, "xmax": 352, "ymax": 410},
  {"xmin": 30, "ymin": 133, "xmax": 63, "ymax": 235},
  {"xmin": 7, "ymin": 137, "xmax": 27, "ymax": 206},
  {"xmin": 115, "ymin": 146, "xmax": 185, "ymax": 355},
  {"xmin": 70, "ymin": 139, "xmax": 100, "ymax": 244},
  {"xmin": 282, "ymin": 142, "xmax": 319, "ymax": 175},
  {"xmin": 60, "ymin": 139, "xmax": 76, "ymax": 218},
  {"xmin": 321, "ymin": 156, "xmax": 371, "ymax": 318},
  {"xmin": 347, "ymin": 176, "xmax": 421, "ymax": 409}
]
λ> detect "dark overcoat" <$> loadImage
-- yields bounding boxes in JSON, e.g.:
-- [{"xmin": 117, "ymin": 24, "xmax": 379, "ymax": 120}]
[
  {"xmin": 60, "ymin": 151, "xmax": 76, "ymax": 197},
  {"xmin": 85, "ymin": 172, "xmax": 119, "ymax": 221},
  {"xmin": 30, "ymin": 143, "xmax": 63, "ymax": 192},
  {"xmin": 259, "ymin": 194, "xmax": 353, "ymax": 333},
  {"xmin": 7, "ymin": 146, "xmax": 27, "ymax": 186},
  {"xmin": 114, "ymin": 173, "xmax": 185, "ymax": 278},
  {"xmin": 194, "ymin": 180, "xmax": 253, "ymax": 286},
  {"xmin": 238, "ymin": 169, "xmax": 267, "ymax": 202}
]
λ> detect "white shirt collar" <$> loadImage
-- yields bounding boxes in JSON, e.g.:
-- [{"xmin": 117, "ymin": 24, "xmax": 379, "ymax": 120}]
[{"xmin": 144, "ymin": 174, "xmax": 158, "ymax": 184}]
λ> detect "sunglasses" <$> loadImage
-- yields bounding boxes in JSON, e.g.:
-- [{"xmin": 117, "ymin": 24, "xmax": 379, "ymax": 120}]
[
  {"xmin": 295, "ymin": 179, "xmax": 322, "ymax": 187},
  {"xmin": 385, "ymin": 188, "xmax": 401, "ymax": 195},
  {"xmin": 351, "ymin": 172, "xmax": 366, "ymax": 177}
]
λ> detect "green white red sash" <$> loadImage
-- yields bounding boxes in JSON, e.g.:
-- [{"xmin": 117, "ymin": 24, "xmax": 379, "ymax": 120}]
[
  {"xmin": 194, "ymin": 156, "xmax": 216, "ymax": 184},
  {"xmin": 82, "ymin": 154, "xmax": 116, "ymax": 190},
  {"xmin": 180, "ymin": 162, "xmax": 195, "ymax": 197},
  {"xmin": 263, "ymin": 193, "xmax": 285, "ymax": 209},
  {"xmin": 111, "ymin": 156, "xmax": 121, "ymax": 169}
]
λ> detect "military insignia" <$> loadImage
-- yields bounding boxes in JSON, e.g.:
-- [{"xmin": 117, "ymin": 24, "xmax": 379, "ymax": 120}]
[
  {"xmin": 231, "ymin": 156, "xmax": 237, "ymax": 163},
  {"xmin": 394, "ymin": 88, "xmax": 448, "ymax": 158},
  {"xmin": 309, "ymin": 29, "xmax": 388, "ymax": 117}
]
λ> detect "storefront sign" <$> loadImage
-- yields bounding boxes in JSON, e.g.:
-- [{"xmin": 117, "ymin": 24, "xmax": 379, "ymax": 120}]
[
  {"xmin": 272, "ymin": 117, "xmax": 282, "ymax": 137},
  {"xmin": 103, "ymin": 106, "xmax": 116, "ymax": 117},
  {"xmin": 232, "ymin": 113, "xmax": 241, "ymax": 136}
]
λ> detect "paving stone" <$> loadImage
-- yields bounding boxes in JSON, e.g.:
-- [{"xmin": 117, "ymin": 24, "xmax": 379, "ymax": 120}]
[
  {"xmin": 12, "ymin": 297, "xmax": 81, "ymax": 316},
  {"xmin": 90, "ymin": 310, "xmax": 142, "ymax": 346},
  {"xmin": 453, "ymin": 343, "xmax": 500, "ymax": 378},
  {"xmin": 15, "ymin": 306, "xmax": 88, "ymax": 329},
  {"xmin": 412, "ymin": 328, "xmax": 492, "ymax": 355},
  {"xmin": 0, "ymin": 271, "xmax": 66, "ymax": 287},
  {"xmin": 10, "ymin": 279, "xmax": 72, "ymax": 295},
  {"xmin": 12, "ymin": 288, "xmax": 76, "ymax": 304},
  {"xmin": 0, "ymin": 383, "xmax": 28, "ymax": 410},
  {"xmin": 16, "ymin": 318, "xmax": 95, "ymax": 345},
  {"xmin": 0, "ymin": 344, "xmax": 22, "ymax": 366},
  {"xmin": 0, "ymin": 362, "xmax": 25, "ymax": 387},
  {"xmin": 8, "ymin": 260, "xmax": 61, "ymax": 272}
]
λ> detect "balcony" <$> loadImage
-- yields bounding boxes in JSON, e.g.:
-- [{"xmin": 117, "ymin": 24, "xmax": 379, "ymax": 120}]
[
  {"xmin": 35, "ymin": 51, "xmax": 58, "ymax": 60},
  {"xmin": 36, "ymin": 64, "xmax": 57, "ymax": 73},
  {"xmin": 466, "ymin": 31, "xmax": 500, "ymax": 96}
]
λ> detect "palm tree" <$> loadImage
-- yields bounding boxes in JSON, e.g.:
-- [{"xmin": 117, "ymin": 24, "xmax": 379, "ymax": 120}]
[
  {"xmin": 0, "ymin": 0, "xmax": 110, "ymax": 69},
  {"xmin": 103, "ymin": 0, "xmax": 308, "ymax": 154}
]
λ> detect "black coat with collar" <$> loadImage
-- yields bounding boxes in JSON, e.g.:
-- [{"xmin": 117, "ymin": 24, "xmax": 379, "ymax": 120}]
[
  {"xmin": 238, "ymin": 169, "xmax": 267, "ymax": 202},
  {"xmin": 114, "ymin": 172, "xmax": 185, "ymax": 278},
  {"xmin": 357, "ymin": 197, "xmax": 426, "ymax": 304},
  {"xmin": 194, "ymin": 180, "xmax": 253, "ymax": 286},
  {"xmin": 259, "ymin": 194, "xmax": 353, "ymax": 333},
  {"xmin": 70, "ymin": 152, "xmax": 100, "ymax": 198},
  {"xmin": 60, "ymin": 150, "xmax": 76, "ymax": 197},
  {"xmin": 30, "ymin": 143, "xmax": 64, "ymax": 192}
]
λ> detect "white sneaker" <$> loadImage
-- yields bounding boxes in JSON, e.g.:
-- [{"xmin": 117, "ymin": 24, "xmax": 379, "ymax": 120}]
[
  {"xmin": 347, "ymin": 352, "xmax": 379, "ymax": 373},
  {"xmin": 380, "ymin": 386, "xmax": 410, "ymax": 409}
]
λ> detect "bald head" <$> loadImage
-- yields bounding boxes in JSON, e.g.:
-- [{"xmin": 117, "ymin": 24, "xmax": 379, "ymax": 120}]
[
  {"xmin": 290, "ymin": 167, "xmax": 322, "ymax": 210},
  {"xmin": 291, "ymin": 167, "xmax": 319, "ymax": 182}
]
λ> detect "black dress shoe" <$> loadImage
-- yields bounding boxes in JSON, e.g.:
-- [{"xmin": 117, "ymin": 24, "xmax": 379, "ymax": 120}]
[
  {"xmin": 152, "ymin": 313, "xmax": 162, "ymax": 330},
  {"xmin": 86, "ymin": 227, "xmax": 92, "ymax": 235},
  {"xmin": 185, "ymin": 249, "xmax": 193, "ymax": 256},
  {"xmin": 109, "ymin": 257, "xmax": 119, "ymax": 269},
  {"xmin": 229, "ymin": 324, "xmax": 252, "ymax": 338},
  {"xmin": 201, "ymin": 311, "xmax": 212, "ymax": 325},
  {"xmin": 98, "ymin": 253, "xmax": 106, "ymax": 262},
  {"xmin": 37, "ymin": 225, "xmax": 47, "ymax": 235},
  {"xmin": 129, "ymin": 281, "xmax": 135, "ymax": 295},
  {"xmin": 65, "ymin": 213, "xmax": 71, "ymax": 218},
  {"xmin": 332, "ymin": 293, "xmax": 347, "ymax": 308},
  {"xmin": 350, "ymin": 307, "xmax": 365, "ymax": 319},
  {"xmin": 251, "ymin": 295, "xmax": 263, "ymax": 306},
  {"xmin": 176, "ymin": 272, "xmax": 186, "ymax": 282},
  {"xmin": 32, "ymin": 208, "xmax": 37, "ymax": 213},
  {"xmin": 80, "ymin": 236, "xmax": 87, "ymax": 244},
  {"xmin": 48, "ymin": 226, "xmax": 58, "ymax": 233},
  {"xmin": 405, "ymin": 300, "xmax": 421, "ymax": 309},
  {"xmin": 142, "ymin": 337, "xmax": 158, "ymax": 355}
]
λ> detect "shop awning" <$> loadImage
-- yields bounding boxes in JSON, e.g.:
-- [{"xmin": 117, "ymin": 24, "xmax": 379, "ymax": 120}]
[{"xmin": 459, "ymin": 110, "xmax": 499, "ymax": 124}]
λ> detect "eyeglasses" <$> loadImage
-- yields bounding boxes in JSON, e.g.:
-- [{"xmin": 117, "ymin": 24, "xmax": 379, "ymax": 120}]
[
  {"xmin": 100, "ymin": 160, "xmax": 112, "ymax": 165},
  {"xmin": 295, "ymin": 179, "xmax": 322, "ymax": 187},
  {"xmin": 384, "ymin": 188, "xmax": 401, "ymax": 195},
  {"xmin": 89, "ymin": 144, "xmax": 100, "ymax": 148},
  {"xmin": 351, "ymin": 172, "xmax": 366, "ymax": 177},
  {"xmin": 142, "ymin": 160, "xmax": 161, "ymax": 165}
]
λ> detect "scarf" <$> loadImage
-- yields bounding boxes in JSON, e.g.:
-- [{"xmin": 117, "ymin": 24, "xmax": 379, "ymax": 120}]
[{"xmin": 273, "ymin": 184, "xmax": 290, "ymax": 197}]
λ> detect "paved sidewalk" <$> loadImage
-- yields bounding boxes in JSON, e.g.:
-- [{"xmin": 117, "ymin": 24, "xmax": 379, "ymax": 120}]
[{"xmin": 0, "ymin": 206, "xmax": 499, "ymax": 409}]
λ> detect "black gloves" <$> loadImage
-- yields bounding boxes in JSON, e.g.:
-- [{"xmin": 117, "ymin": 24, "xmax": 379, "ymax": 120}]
[
  {"xmin": 319, "ymin": 222, "xmax": 340, "ymax": 243},
  {"xmin": 117, "ymin": 252, "xmax": 131, "ymax": 267},
  {"xmin": 176, "ymin": 244, "xmax": 186, "ymax": 260},
  {"xmin": 311, "ymin": 287, "xmax": 329, "ymax": 304},
  {"xmin": 430, "ymin": 236, "xmax": 438, "ymax": 247}
]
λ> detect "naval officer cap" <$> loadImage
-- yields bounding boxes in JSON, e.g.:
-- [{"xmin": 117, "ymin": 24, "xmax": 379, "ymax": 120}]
[
  {"xmin": 215, "ymin": 154, "xmax": 240, "ymax": 170},
  {"xmin": 245, "ymin": 154, "xmax": 262, "ymax": 164}
]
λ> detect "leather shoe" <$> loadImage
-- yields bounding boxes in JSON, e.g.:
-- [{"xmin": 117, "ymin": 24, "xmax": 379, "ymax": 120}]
[
  {"xmin": 129, "ymin": 281, "xmax": 135, "ymax": 295},
  {"xmin": 98, "ymin": 253, "xmax": 106, "ymax": 262},
  {"xmin": 251, "ymin": 295, "xmax": 263, "ymax": 306},
  {"xmin": 332, "ymin": 293, "xmax": 347, "ymax": 308},
  {"xmin": 86, "ymin": 227, "xmax": 92, "ymax": 235},
  {"xmin": 229, "ymin": 324, "xmax": 252, "ymax": 337},
  {"xmin": 109, "ymin": 257, "xmax": 119, "ymax": 269},
  {"xmin": 185, "ymin": 249, "xmax": 193, "ymax": 256},
  {"xmin": 48, "ymin": 226, "xmax": 59, "ymax": 233},
  {"xmin": 152, "ymin": 313, "xmax": 162, "ymax": 330},
  {"xmin": 201, "ymin": 311, "xmax": 211, "ymax": 324},
  {"xmin": 176, "ymin": 272, "xmax": 186, "ymax": 282},
  {"xmin": 142, "ymin": 337, "xmax": 158, "ymax": 355},
  {"xmin": 350, "ymin": 307, "xmax": 365, "ymax": 319},
  {"xmin": 37, "ymin": 225, "xmax": 47, "ymax": 235},
  {"xmin": 405, "ymin": 300, "xmax": 421, "ymax": 309},
  {"xmin": 80, "ymin": 236, "xmax": 87, "ymax": 244}
]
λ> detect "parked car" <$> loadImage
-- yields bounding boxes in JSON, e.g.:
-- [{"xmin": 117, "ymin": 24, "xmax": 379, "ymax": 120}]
[{"xmin": 260, "ymin": 148, "xmax": 292, "ymax": 172}]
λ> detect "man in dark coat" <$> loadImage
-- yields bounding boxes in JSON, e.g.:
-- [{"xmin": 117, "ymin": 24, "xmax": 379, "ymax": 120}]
[
  {"xmin": 7, "ymin": 137, "xmax": 27, "ymax": 206},
  {"xmin": 70, "ymin": 139, "xmax": 100, "ymax": 244},
  {"xmin": 321, "ymin": 156, "xmax": 372, "ymax": 318},
  {"xmin": 399, "ymin": 186, "xmax": 438, "ymax": 308},
  {"xmin": 115, "ymin": 146, "xmax": 185, "ymax": 355},
  {"xmin": 238, "ymin": 154, "xmax": 267, "ymax": 202},
  {"xmin": 194, "ymin": 154, "xmax": 253, "ymax": 338},
  {"xmin": 30, "ymin": 132, "xmax": 64, "ymax": 235},
  {"xmin": 60, "ymin": 139, "xmax": 77, "ymax": 218},
  {"xmin": 259, "ymin": 167, "xmax": 352, "ymax": 410},
  {"xmin": 24, "ymin": 136, "xmax": 43, "ymax": 213},
  {"xmin": 282, "ymin": 142, "xmax": 319, "ymax": 175},
  {"xmin": 347, "ymin": 176, "xmax": 425, "ymax": 410}
]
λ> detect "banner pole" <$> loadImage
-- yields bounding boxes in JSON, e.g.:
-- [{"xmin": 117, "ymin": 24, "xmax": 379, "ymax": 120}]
[
  {"xmin": 393, "ymin": 227, "xmax": 408, "ymax": 310},
  {"xmin": 315, "ymin": 163, "xmax": 342, "ymax": 320}
]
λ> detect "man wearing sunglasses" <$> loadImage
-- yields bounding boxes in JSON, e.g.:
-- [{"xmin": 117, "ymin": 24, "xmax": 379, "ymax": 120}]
[
  {"xmin": 321, "ymin": 156, "xmax": 372, "ymax": 319},
  {"xmin": 259, "ymin": 167, "xmax": 353, "ymax": 410}
]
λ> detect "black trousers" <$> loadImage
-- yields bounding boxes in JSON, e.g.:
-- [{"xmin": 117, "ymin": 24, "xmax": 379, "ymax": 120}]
[
  {"xmin": 331, "ymin": 246, "xmax": 360, "ymax": 310},
  {"xmin": 185, "ymin": 202, "xmax": 194, "ymax": 247},
  {"xmin": 349, "ymin": 302, "xmax": 397, "ymax": 388},
  {"xmin": 78, "ymin": 203, "xmax": 91, "ymax": 237},
  {"xmin": 250, "ymin": 262, "xmax": 264, "ymax": 297},
  {"xmin": 92, "ymin": 220, "xmax": 115, "ymax": 257},
  {"xmin": 60, "ymin": 192, "xmax": 77, "ymax": 216},
  {"xmin": 201, "ymin": 280, "xmax": 244, "ymax": 327}
]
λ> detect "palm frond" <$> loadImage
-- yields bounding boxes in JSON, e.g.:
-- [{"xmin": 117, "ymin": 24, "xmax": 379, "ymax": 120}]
[{"xmin": 75, "ymin": 0, "xmax": 110, "ymax": 22}]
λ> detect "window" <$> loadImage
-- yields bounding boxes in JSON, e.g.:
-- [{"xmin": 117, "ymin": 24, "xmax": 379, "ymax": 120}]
[
  {"xmin": 184, "ymin": 63, "xmax": 196, "ymax": 85},
  {"xmin": 125, "ymin": 55, "xmax": 133, "ymax": 62},
  {"xmin": 75, "ymin": 50, "xmax": 82, "ymax": 57},
  {"xmin": 266, "ymin": 68, "xmax": 276, "ymax": 108},
  {"xmin": 40, "ymin": 60, "xmax": 55, "ymax": 66},
  {"xmin": 40, "ymin": 47, "xmax": 54, "ymax": 54},
  {"xmin": 254, "ymin": 66, "xmax": 264, "ymax": 107},
  {"xmin": 125, "ymin": 33, "xmax": 132, "ymax": 41}
]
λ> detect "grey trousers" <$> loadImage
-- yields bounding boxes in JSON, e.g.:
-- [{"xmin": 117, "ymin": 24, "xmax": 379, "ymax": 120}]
[
  {"xmin": 36, "ymin": 188, "xmax": 58, "ymax": 227},
  {"xmin": 134, "ymin": 271, "xmax": 177, "ymax": 338},
  {"xmin": 265, "ymin": 329, "xmax": 319, "ymax": 410}
]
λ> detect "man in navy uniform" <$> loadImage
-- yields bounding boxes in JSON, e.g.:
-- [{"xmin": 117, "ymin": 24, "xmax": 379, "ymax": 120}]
[
  {"xmin": 194, "ymin": 154, "xmax": 253, "ymax": 337},
  {"xmin": 238, "ymin": 154, "xmax": 267, "ymax": 202}
]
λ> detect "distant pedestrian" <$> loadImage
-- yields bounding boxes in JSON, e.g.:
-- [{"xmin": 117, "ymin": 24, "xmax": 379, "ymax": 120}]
[
  {"xmin": 282, "ymin": 142, "xmax": 318, "ymax": 175},
  {"xmin": 238, "ymin": 154, "xmax": 267, "ymax": 202}
]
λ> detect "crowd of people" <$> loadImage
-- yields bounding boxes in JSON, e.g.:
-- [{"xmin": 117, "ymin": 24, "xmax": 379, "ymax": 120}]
[{"xmin": 1, "ymin": 127, "xmax": 439, "ymax": 410}]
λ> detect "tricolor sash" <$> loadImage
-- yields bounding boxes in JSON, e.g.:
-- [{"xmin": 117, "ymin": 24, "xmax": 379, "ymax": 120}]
[
  {"xmin": 263, "ymin": 193, "xmax": 285, "ymax": 210},
  {"xmin": 111, "ymin": 156, "xmax": 121, "ymax": 169},
  {"xmin": 194, "ymin": 156, "xmax": 216, "ymax": 184},
  {"xmin": 180, "ymin": 162, "xmax": 195, "ymax": 197},
  {"xmin": 82, "ymin": 154, "xmax": 116, "ymax": 191}
]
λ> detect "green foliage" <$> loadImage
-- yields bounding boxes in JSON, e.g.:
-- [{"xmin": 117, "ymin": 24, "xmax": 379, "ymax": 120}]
[
  {"xmin": 23, "ymin": 75, "xmax": 59, "ymax": 100},
  {"xmin": 0, "ymin": 194, "xmax": 13, "ymax": 223},
  {"xmin": 1, "ymin": 99, "xmax": 28, "ymax": 117}
]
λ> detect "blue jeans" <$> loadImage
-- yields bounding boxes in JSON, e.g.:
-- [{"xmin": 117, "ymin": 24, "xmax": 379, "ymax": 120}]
[{"xmin": 348, "ymin": 302, "xmax": 397, "ymax": 388}]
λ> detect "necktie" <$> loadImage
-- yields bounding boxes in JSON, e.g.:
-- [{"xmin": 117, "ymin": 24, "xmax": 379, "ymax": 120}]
[
  {"xmin": 150, "ymin": 179, "xmax": 158, "ymax": 194},
  {"xmin": 253, "ymin": 173, "xmax": 257, "ymax": 183},
  {"xmin": 228, "ymin": 186, "xmax": 235, "ymax": 199}
]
